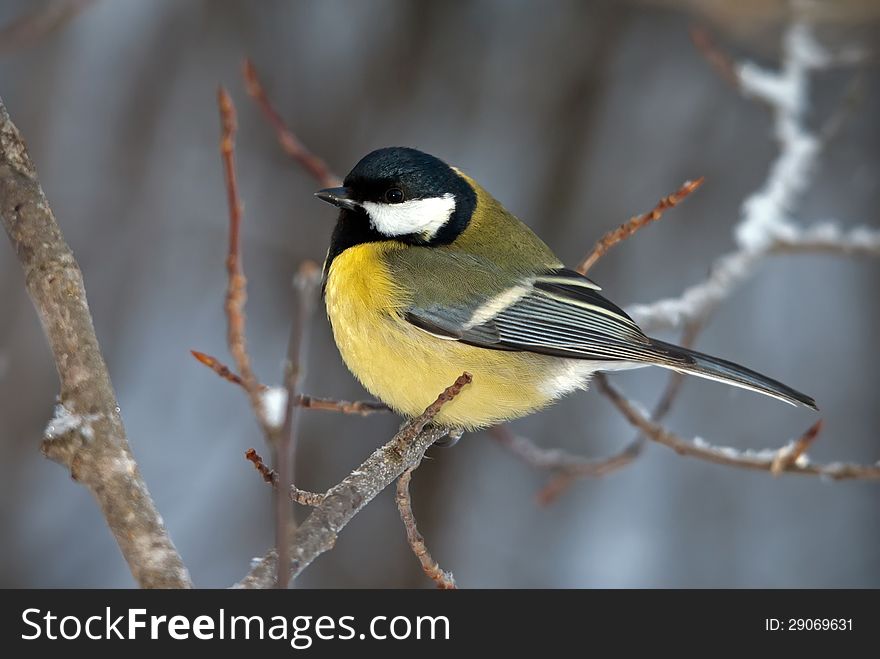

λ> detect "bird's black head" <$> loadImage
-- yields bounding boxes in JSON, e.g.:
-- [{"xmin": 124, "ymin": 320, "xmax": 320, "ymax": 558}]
[{"xmin": 316, "ymin": 147, "xmax": 477, "ymax": 272}]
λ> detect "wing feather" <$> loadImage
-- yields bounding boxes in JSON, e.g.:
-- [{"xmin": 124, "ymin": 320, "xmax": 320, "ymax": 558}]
[{"xmin": 404, "ymin": 267, "xmax": 688, "ymax": 365}]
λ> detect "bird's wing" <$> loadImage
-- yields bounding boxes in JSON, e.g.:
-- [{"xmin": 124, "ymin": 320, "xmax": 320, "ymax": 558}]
[{"xmin": 404, "ymin": 265, "xmax": 689, "ymax": 365}]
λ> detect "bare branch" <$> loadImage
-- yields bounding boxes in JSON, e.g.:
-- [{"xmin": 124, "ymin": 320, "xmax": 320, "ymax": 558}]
[
  {"xmin": 190, "ymin": 349, "xmax": 391, "ymax": 416},
  {"xmin": 576, "ymin": 177, "xmax": 704, "ymax": 275},
  {"xmin": 244, "ymin": 448, "xmax": 324, "ymax": 507},
  {"xmin": 274, "ymin": 260, "xmax": 322, "ymax": 587},
  {"xmin": 629, "ymin": 23, "xmax": 880, "ymax": 334},
  {"xmin": 770, "ymin": 420, "xmax": 823, "ymax": 476},
  {"xmin": 236, "ymin": 372, "xmax": 472, "ymax": 588},
  {"xmin": 534, "ymin": 319, "xmax": 704, "ymax": 504},
  {"xmin": 689, "ymin": 25, "xmax": 740, "ymax": 90},
  {"xmin": 489, "ymin": 424, "xmax": 643, "ymax": 503},
  {"xmin": 242, "ymin": 58, "xmax": 341, "ymax": 188},
  {"xmin": 0, "ymin": 97, "xmax": 192, "ymax": 588},
  {"xmin": 190, "ymin": 350, "xmax": 245, "ymax": 386},
  {"xmin": 297, "ymin": 395, "xmax": 391, "ymax": 416},
  {"xmin": 396, "ymin": 467, "xmax": 457, "ymax": 589},
  {"xmin": 595, "ymin": 375, "xmax": 880, "ymax": 480},
  {"xmin": 0, "ymin": 0, "xmax": 95, "ymax": 53},
  {"xmin": 217, "ymin": 87, "xmax": 274, "ymax": 438}
]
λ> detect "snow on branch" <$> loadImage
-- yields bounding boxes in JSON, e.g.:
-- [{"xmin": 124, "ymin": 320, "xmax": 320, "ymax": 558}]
[
  {"xmin": 629, "ymin": 23, "xmax": 878, "ymax": 333},
  {"xmin": 596, "ymin": 375, "xmax": 879, "ymax": 481}
]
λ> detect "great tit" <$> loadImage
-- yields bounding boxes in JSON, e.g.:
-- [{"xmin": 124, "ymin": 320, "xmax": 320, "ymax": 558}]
[{"xmin": 316, "ymin": 147, "xmax": 816, "ymax": 431}]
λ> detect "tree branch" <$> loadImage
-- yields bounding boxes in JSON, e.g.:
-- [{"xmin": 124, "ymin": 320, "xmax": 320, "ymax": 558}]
[
  {"xmin": 396, "ymin": 467, "xmax": 457, "ymax": 589},
  {"xmin": 273, "ymin": 260, "xmax": 321, "ymax": 587},
  {"xmin": 236, "ymin": 372, "xmax": 472, "ymax": 588},
  {"xmin": 191, "ymin": 349, "xmax": 392, "ymax": 416},
  {"xmin": 244, "ymin": 448, "xmax": 325, "ymax": 507},
  {"xmin": 242, "ymin": 58, "xmax": 341, "ymax": 188},
  {"xmin": 532, "ymin": 319, "xmax": 704, "ymax": 504},
  {"xmin": 629, "ymin": 23, "xmax": 879, "ymax": 333},
  {"xmin": 576, "ymin": 177, "xmax": 704, "ymax": 275},
  {"xmin": 595, "ymin": 374, "xmax": 880, "ymax": 480},
  {"xmin": 0, "ymin": 97, "xmax": 192, "ymax": 588},
  {"xmin": 217, "ymin": 86, "xmax": 274, "ymax": 438}
]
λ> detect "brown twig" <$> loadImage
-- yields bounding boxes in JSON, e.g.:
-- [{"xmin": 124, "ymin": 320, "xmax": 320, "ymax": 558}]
[
  {"xmin": 395, "ymin": 467, "xmax": 457, "ymax": 589},
  {"xmin": 536, "ymin": 319, "xmax": 704, "ymax": 503},
  {"xmin": 0, "ymin": 97, "xmax": 192, "ymax": 588},
  {"xmin": 297, "ymin": 395, "xmax": 391, "ymax": 416},
  {"xmin": 245, "ymin": 447, "xmax": 277, "ymax": 484},
  {"xmin": 245, "ymin": 448, "xmax": 324, "ymax": 507},
  {"xmin": 493, "ymin": 179, "xmax": 705, "ymax": 491},
  {"xmin": 190, "ymin": 350, "xmax": 245, "ymax": 386},
  {"xmin": 595, "ymin": 374, "xmax": 880, "ymax": 480},
  {"xmin": 489, "ymin": 424, "xmax": 640, "ymax": 478},
  {"xmin": 236, "ymin": 372, "xmax": 472, "ymax": 588},
  {"xmin": 274, "ymin": 260, "xmax": 321, "ymax": 587},
  {"xmin": 576, "ymin": 177, "xmax": 704, "ymax": 275},
  {"xmin": 0, "ymin": 0, "xmax": 96, "ymax": 54},
  {"xmin": 242, "ymin": 58, "xmax": 341, "ymax": 188},
  {"xmin": 190, "ymin": 349, "xmax": 391, "ymax": 415},
  {"xmin": 217, "ymin": 87, "xmax": 273, "ymax": 437},
  {"xmin": 771, "ymin": 420, "xmax": 824, "ymax": 476},
  {"xmin": 689, "ymin": 25, "xmax": 740, "ymax": 90}
]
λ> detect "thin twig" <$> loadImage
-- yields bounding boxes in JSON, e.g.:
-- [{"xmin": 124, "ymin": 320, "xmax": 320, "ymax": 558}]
[
  {"xmin": 395, "ymin": 467, "xmax": 457, "ymax": 589},
  {"xmin": 0, "ymin": 97, "xmax": 192, "ymax": 588},
  {"xmin": 274, "ymin": 260, "xmax": 322, "ymax": 587},
  {"xmin": 190, "ymin": 350, "xmax": 245, "ymax": 386},
  {"xmin": 297, "ymin": 395, "xmax": 391, "ymax": 416},
  {"xmin": 241, "ymin": 58, "xmax": 341, "ymax": 188},
  {"xmin": 770, "ymin": 420, "xmax": 824, "ymax": 476},
  {"xmin": 629, "ymin": 23, "xmax": 879, "ymax": 333},
  {"xmin": 595, "ymin": 375, "xmax": 880, "ymax": 480},
  {"xmin": 689, "ymin": 25, "xmax": 741, "ymax": 90},
  {"xmin": 0, "ymin": 0, "xmax": 96, "ymax": 53},
  {"xmin": 236, "ymin": 372, "xmax": 472, "ymax": 588},
  {"xmin": 628, "ymin": 224, "xmax": 880, "ymax": 333},
  {"xmin": 217, "ymin": 87, "xmax": 273, "ymax": 437},
  {"xmin": 535, "ymin": 319, "xmax": 705, "ymax": 504},
  {"xmin": 245, "ymin": 448, "xmax": 324, "ymax": 507},
  {"xmin": 190, "ymin": 349, "xmax": 391, "ymax": 415},
  {"xmin": 489, "ymin": 424, "xmax": 641, "ymax": 482},
  {"xmin": 576, "ymin": 177, "xmax": 704, "ymax": 275}
]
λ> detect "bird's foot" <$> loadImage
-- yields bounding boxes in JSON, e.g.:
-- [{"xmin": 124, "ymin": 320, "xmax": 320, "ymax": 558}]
[{"xmin": 434, "ymin": 428, "xmax": 464, "ymax": 448}]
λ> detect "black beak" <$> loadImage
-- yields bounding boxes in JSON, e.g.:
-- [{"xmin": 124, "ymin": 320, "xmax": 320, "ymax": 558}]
[{"xmin": 315, "ymin": 187, "xmax": 358, "ymax": 210}]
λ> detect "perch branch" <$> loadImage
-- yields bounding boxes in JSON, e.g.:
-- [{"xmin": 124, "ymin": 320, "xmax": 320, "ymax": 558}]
[
  {"xmin": 595, "ymin": 375, "xmax": 880, "ymax": 480},
  {"xmin": 236, "ymin": 372, "xmax": 472, "ymax": 588},
  {"xmin": 242, "ymin": 58, "xmax": 341, "ymax": 188},
  {"xmin": 396, "ymin": 467, "xmax": 457, "ymax": 589},
  {"xmin": 0, "ymin": 97, "xmax": 192, "ymax": 588}
]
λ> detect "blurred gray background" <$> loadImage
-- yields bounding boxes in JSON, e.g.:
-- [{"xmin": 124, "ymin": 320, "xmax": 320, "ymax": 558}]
[{"xmin": 1, "ymin": 0, "xmax": 878, "ymax": 588}]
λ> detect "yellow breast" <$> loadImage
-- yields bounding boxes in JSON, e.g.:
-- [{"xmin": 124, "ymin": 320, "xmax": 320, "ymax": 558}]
[{"xmin": 323, "ymin": 243, "xmax": 572, "ymax": 430}]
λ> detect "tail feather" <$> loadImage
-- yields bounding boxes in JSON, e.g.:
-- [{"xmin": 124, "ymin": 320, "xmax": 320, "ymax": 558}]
[{"xmin": 647, "ymin": 338, "xmax": 818, "ymax": 410}]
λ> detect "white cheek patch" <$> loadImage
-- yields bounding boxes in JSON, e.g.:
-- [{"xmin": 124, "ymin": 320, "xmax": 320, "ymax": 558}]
[{"xmin": 361, "ymin": 194, "xmax": 456, "ymax": 239}]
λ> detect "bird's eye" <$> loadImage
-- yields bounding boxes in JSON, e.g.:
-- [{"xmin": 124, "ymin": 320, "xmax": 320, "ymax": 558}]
[{"xmin": 384, "ymin": 188, "xmax": 404, "ymax": 204}]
